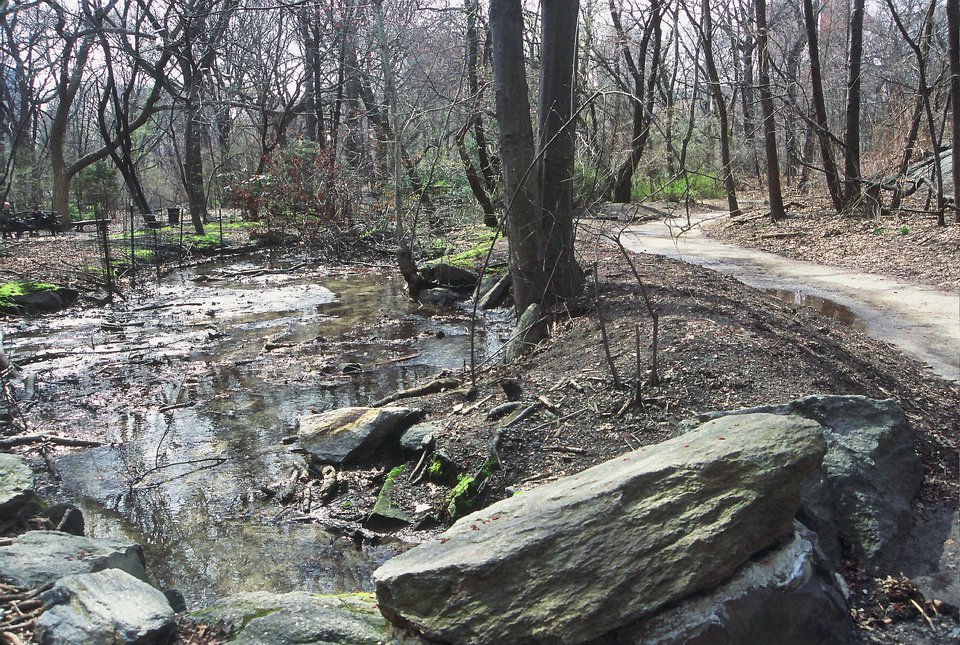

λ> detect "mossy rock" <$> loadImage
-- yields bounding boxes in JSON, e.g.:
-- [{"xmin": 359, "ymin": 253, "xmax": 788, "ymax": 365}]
[
  {"xmin": 189, "ymin": 591, "xmax": 392, "ymax": 645},
  {"xmin": 0, "ymin": 281, "xmax": 78, "ymax": 316}
]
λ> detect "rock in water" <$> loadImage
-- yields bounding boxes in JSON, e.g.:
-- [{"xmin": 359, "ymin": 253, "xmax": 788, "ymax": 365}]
[
  {"xmin": 0, "ymin": 453, "xmax": 34, "ymax": 517},
  {"xmin": 374, "ymin": 413, "xmax": 826, "ymax": 644},
  {"xmin": 609, "ymin": 522, "xmax": 850, "ymax": 644},
  {"xmin": 0, "ymin": 530, "xmax": 148, "ymax": 589},
  {"xmin": 190, "ymin": 591, "xmax": 397, "ymax": 645},
  {"xmin": 297, "ymin": 407, "xmax": 422, "ymax": 465},
  {"xmin": 36, "ymin": 568, "xmax": 174, "ymax": 645}
]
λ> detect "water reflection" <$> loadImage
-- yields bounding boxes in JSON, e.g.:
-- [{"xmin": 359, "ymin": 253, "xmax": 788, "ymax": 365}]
[
  {"xmin": 764, "ymin": 288, "xmax": 866, "ymax": 330},
  {"xmin": 30, "ymin": 263, "xmax": 507, "ymax": 607}
]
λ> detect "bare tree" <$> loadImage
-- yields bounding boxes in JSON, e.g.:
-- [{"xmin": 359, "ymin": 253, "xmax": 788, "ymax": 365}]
[
  {"xmin": 950, "ymin": 0, "xmax": 960, "ymax": 221},
  {"xmin": 755, "ymin": 0, "xmax": 785, "ymax": 221}
]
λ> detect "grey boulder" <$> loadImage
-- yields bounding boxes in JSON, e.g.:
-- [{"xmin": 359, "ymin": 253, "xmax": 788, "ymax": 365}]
[
  {"xmin": 191, "ymin": 591, "xmax": 412, "ymax": 645},
  {"xmin": 476, "ymin": 274, "xmax": 511, "ymax": 310},
  {"xmin": 298, "ymin": 406, "xmax": 421, "ymax": 465},
  {"xmin": 374, "ymin": 413, "xmax": 826, "ymax": 645},
  {"xmin": 607, "ymin": 522, "xmax": 850, "ymax": 644},
  {"xmin": 684, "ymin": 395, "xmax": 922, "ymax": 573},
  {"xmin": 0, "ymin": 453, "xmax": 34, "ymax": 516},
  {"xmin": 399, "ymin": 422, "xmax": 440, "ymax": 453},
  {"xmin": 36, "ymin": 568, "xmax": 174, "ymax": 645},
  {"xmin": 0, "ymin": 530, "xmax": 148, "ymax": 589}
]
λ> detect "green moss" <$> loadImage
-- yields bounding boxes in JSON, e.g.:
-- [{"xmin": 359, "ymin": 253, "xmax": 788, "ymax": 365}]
[
  {"xmin": 427, "ymin": 458, "xmax": 445, "ymax": 479},
  {"xmin": 185, "ymin": 233, "xmax": 224, "ymax": 250},
  {"xmin": 385, "ymin": 464, "xmax": 405, "ymax": 483},
  {"xmin": 444, "ymin": 452, "xmax": 501, "ymax": 521},
  {"xmin": 0, "ymin": 281, "xmax": 63, "ymax": 309},
  {"xmin": 424, "ymin": 227, "xmax": 499, "ymax": 270}
]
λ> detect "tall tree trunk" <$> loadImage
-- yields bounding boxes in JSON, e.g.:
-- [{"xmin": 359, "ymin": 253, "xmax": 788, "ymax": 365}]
[
  {"xmin": 608, "ymin": 0, "xmax": 662, "ymax": 204},
  {"xmin": 843, "ymin": 0, "xmax": 865, "ymax": 206},
  {"xmin": 739, "ymin": 27, "xmax": 761, "ymax": 182},
  {"xmin": 783, "ymin": 31, "xmax": 807, "ymax": 184},
  {"xmin": 949, "ymin": 0, "xmax": 960, "ymax": 222},
  {"xmin": 490, "ymin": 0, "xmax": 544, "ymax": 317},
  {"xmin": 539, "ymin": 0, "xmax": 583, "ymax": 304},
  {"xmin": 885, "ymin": 0, "xmax": 945, "ymax": 224},
  {"xmin": 700, "ymin": 0, "xmax": 740, "ymax": 216},
  {"xmin": 464, "ymin": 0, "xmax": 497, "ymax": 224},
  {"xmin": 183, "ymin": 73, "xmax": 207, "ymax": 234},
  {"xmin": 803, "ymin": 0, "xmax": 845, "ymax": 213},
  {"xmin": 755, "ymin": 0, "xmax": 785, "ymax": 222},
  {"xmin": 465, "ymin": 0, "xmax": 497, "ymax": 196}
]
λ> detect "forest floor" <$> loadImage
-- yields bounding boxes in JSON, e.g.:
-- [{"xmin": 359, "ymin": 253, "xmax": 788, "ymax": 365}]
[{"xmin": 1, "ymin": 205, "xmax": 958, "ymax": 643}]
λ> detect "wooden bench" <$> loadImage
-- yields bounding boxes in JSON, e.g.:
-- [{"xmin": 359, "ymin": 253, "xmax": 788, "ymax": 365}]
[
  {"xmin": 142, "ymin": 213, "xmax": 163, "ymax": 230},
  {"xmin": 72, "ymin": 218, "xmax": 109, "ymax": 232}
]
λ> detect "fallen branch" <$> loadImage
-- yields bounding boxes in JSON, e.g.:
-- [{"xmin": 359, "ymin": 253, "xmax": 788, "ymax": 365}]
[
  {"xmin": 372, "ymin": 376, "xmax": 461, "ymax": 407},
  {"xmin": 0, "ymin": 434, "xmax": 102, "ymax": 448}
]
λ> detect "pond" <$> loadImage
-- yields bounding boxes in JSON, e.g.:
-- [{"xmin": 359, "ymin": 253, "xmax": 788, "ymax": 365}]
[{"xmin": 6, "ymin": 260, "xmax": 509, "ymax": 607}]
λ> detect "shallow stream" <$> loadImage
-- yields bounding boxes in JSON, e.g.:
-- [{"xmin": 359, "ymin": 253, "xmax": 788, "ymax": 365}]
[{"xmin": 6, "ymin": 260, "xmax": 508, "ymax": 607}]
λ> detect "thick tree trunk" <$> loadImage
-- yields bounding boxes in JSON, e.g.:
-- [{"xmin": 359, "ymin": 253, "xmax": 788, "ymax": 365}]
[
  {"xmin": 755, "ymin": 0, "xmax": 785, "ymax": 222},
  {"xmin": 490, "ymin": 0, "xmax": 544, "ymax": 317},
  {"xmin": 538, "ymin": 0, "xmax": 583, "ymax": 304},
  {"xmin": 949, "ymin": 0, "xmax": 960, "ymax": 221},
  {"xmin": 803, "ymin": 0, "xmax": 845, "ymax": 213},
  {"xmin": 843, "ymin": 0, "xmax": 865, "ymax": 206}
]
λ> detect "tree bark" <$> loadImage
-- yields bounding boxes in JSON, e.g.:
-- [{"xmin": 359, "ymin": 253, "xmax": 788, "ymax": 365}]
[
  {"xmin": 843, "ymin": 0, "xmax": 865, "ymax": 206},
  {"xmin": 607, "ymin": 0, "xmax": 662, "ymax": 204},
  {"xmin": 755, "ymin": 0, "xmax": 785, "ymax": 222},
  {"xmin": 465, "ymin": 0, "xmax": 497, "ymax": 197},
  {"xmin": 949, "ymin": 0, "xmax": 960, "ymax": 221},
  {"xmin": 802, "ymin": 0, "xmax": 845, "ymax": 213},
  {"xmin": 699, "ymin": 0, "xmax": 740, "ymax": 216},
  {"xmin": 538, "ymin": 0, "xmax": 583, "ymax": 304},
  {"xmin": 490, "ymin": 0, "xmax": 544, "ymax": 317}
]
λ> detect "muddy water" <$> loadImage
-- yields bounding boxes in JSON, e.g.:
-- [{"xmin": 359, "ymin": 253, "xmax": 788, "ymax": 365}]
[{"xmin": 8, "ymin": 261, "xmax": 508, "ymax": 607}]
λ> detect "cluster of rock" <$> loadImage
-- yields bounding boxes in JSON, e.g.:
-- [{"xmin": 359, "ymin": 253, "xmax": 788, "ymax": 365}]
[
  {"xmin": 1, "ymin": 454, "xmax": 402, "ymax": 644},
  {"xmin": 1, "ymin": 454, "xmax": 177, "ymax": 643},
  {"xmin": 290, "ymin": 394, "xmax": 925, "ymax": 644},
  {"xmin": 2, "ymin": 395, "xmax": 929, "ymax": 643}
]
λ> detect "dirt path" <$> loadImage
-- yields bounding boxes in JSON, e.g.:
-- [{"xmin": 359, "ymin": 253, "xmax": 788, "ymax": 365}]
[{"xmin": 617, "ymin": 213, "xmax": 960, "ymax": 382}]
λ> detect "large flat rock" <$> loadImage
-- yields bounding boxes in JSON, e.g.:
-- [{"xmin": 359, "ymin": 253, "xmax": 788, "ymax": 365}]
[
  {"xmin": 36, "ymin": 568, "xmax": 174, "ymax": 645},
  {"xmin": 374, "ymin": 413, "xmax": 826, "ymax": 644},
  {"xmin": 0, "ymin": 530, "xmax": 148, "ymax": 589},
  {"xmin": 298, "ymin": 406, "xmax": 422, "ymax": 465}
]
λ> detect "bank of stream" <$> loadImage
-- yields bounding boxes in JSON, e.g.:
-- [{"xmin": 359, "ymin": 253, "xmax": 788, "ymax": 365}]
[{"xmin": 5, "ymin": 259, "xmax": 508, "ymax": 607}]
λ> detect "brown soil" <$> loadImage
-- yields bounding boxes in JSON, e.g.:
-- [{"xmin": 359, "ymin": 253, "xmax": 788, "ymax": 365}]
[{"xmin": 2, "ymin": 212, "xmax": 958, "ymax": 643}]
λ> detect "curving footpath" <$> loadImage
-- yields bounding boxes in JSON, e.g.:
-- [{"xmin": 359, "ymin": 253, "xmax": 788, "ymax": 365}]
[{"xmin": 619, "ymin": 214, "xmax": 960, "ymax": 382}]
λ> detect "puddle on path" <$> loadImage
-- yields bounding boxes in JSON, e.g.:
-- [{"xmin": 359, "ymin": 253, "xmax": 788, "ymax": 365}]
[
  {"xmin": 8, "ymin": 260, "xmax": 509, "ymax": 607},
  {"xmin": 763, "ymin": 288, "xmax": 866, "ymax": 330}
]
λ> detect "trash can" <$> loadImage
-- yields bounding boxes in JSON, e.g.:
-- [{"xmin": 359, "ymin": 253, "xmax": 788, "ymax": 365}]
[{"xmin": 167, "ymin": 207, "xmax": 181, "ymax": 225}]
